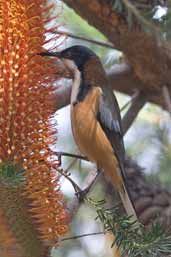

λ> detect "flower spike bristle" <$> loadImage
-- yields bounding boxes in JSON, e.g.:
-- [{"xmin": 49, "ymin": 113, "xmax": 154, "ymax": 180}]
[{"xmin": 0, "ymin": 0, "xmax": 68, "ymax": 256}]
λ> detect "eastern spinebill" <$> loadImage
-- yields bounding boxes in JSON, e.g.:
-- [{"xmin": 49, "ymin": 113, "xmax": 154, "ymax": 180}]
[{"xmin": 39, "ymin": 45, "xmax": 138, "ymax": 223}]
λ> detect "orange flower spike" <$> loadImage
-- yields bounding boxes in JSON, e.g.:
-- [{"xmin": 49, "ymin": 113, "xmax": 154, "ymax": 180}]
[
  {"xmin": 0, "ymin": 209, "xmax": 20, "ymax": 257},
  {"xmin": 0, "ymin": 0, "xmax": 68, "ymax": 247},
  {"xmin": 0, "ymin": 180, "xmax": 50, "ymax": 257}
]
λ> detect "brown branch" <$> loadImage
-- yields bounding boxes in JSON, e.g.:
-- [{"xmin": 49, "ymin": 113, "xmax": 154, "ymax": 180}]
[
  {"xmin": 120, "ymin": 90, "xmax": 140, "ymax": 112},
  {"xmin": 107, "ymin": 64, "xmax": 142, "ymax": 94},
  {"xmin": 162, "ymin": 85, "xmax": 171, "ymax": 116},
  {"xmin": 122, "ymin": 91, "xmax": 146, "ymax": 134},
  {"xmin": 107, "ymin": 65, "xmax": 165, "ymax": 108}
]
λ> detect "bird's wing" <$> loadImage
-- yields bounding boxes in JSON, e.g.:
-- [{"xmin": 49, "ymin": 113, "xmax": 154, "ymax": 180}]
[
  {"xmin": 97, "ymin": 86, "xmax": 125, "ymax": 168},
  {"xmin": 98, "ymin": 86, "xmax": 138, "ymax": 222}
]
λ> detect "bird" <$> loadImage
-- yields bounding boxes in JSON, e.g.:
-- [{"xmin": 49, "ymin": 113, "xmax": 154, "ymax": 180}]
[{"xmin": 39, "ymin": 45, "xmax": 138, "ymax": 223}]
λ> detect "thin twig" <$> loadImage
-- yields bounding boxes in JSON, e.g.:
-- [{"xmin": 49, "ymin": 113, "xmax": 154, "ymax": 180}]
[
  {"xmin": 120, "ymin": 90, "xmax": 140, "ymax": 112},
  {"xmin": 75, "ymin": 170, "xmax": 101, "ymax": 201},
  {"xmin": 162, "ymin": 85, "xmax": 171, "ymax": 118},
  {"xmin": 55, "ymin": 151, "xmax": 88, "ymax": 163},
  {"xmin": 65, "ymin": 158, "xmax": 78, "ymax": 173},
  {"xmin": 58, "ymin": 159, "xmax": 82, "ymax": 193},
  {"xmin": 67, "ymin": 171, "xmax": 100, "ymax": 218},
  {"xmin": 57, "ymin": 152, "xmax": 99, "ymax": 201},
  {"xmin": 59, "ymin": 231, "xmax": 105, "ymax": 242},
  {"xmin": 50, "ymin": 30, "xmax": 114, "ymax": 49},
  {"xmin": 122, "ymin": 91, "xmax": 146, "ymax": 134}
]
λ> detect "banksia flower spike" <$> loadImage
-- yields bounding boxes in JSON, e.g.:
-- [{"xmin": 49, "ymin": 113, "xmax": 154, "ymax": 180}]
[{"xmin": 0, "ymin": 0, "xmax": 68, "ymax": 256}]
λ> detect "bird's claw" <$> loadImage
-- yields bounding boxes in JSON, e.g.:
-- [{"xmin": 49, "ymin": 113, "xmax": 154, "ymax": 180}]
[{"xmin": 75, "ymin": 187, "xmax": 89, "ymax": 202}]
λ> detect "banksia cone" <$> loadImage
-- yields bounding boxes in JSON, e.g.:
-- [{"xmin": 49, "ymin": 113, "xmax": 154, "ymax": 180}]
[{"xmin": 0, "ymin": 0, "xmax": 68, "ymax": 256}]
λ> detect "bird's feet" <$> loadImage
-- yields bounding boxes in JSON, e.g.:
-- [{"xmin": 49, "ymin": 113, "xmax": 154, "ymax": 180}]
[
  {"xmin": 75, "ymin": 187, "xmax": 91, "ymax": 202},
  {"xmin": 75, "ymin": 169, "xmax": 101, "ymax": 202}
]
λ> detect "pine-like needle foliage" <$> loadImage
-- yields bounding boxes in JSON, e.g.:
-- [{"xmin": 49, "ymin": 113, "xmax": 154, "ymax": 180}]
[{"xmin": 93, "ymin": 200, "xmax": 171, "ymax": 257}]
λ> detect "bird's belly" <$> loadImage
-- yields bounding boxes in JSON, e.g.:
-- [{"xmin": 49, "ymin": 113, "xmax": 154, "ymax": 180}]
[
  {"xmin": 71, "ymin": 107, "xmax": 96, "ymax": 161},
  {"xmin": 71, "ymin": 103, "xmax": 123, "ymax": 190},
  {"xmin": 71, "ymin": 103, "xmax": 113, "ymax": 165}
]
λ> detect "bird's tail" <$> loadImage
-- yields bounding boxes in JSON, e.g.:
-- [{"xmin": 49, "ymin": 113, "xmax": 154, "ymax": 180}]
[
  {"xmin": 116, "ymin": 161, "xmax": 139, "ymax": 225},
  {"xmin": 106, "ymin": 160, "xmax": 138, "ymax": 224},
  {"xmin": 119, "ymin": 183, "xmax": 138, "ymax": 224}
]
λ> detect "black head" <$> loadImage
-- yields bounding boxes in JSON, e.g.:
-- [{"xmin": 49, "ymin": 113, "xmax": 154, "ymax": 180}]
[{"xmin": 39, "ymin": 45, "xmax": 97, "ymax": 72}]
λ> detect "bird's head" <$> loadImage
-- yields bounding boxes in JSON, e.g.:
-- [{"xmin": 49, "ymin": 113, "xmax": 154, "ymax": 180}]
[{"xmin": 39, "ymin": 45, "xmax": 96, "ymax": 74}]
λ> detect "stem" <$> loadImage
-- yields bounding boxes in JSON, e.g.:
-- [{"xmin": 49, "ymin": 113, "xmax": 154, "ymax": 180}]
[
  {"xmin": 162, "ymin": 85, "xmax": 171, "ymax": 117},
  {"xmin": 120, "ymin": 90, "xmax": 140, "ymax": 112},
  {"xmin": 58, "ymin": 159, "xmax": 82, "ymax": 193},
  {"xmin": 76, "ymin": 170, "xmax": 101, "ymax": 202},
  {"xmin": 55, "ymin": 151, "xmax": 88, "ymax": 162},
  {"xmin": 58, "ymin": 156, "xmax": 99, "ymax": 201},
  {"xmin": 122, "ymin": 91, "xmax": 146, "ymax": 135},
  {"xmin": 50, "ymin": 30, "xmax": 114, "ymax": 49},
  {"xmin": 59, "ymin": 231, "xmax": 105, "ymax": 242}
]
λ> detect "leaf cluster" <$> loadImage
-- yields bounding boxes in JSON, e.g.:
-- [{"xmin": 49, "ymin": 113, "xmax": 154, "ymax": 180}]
[{"xmin": 92, "ymin": 200, "xmax": 171, "ymax": 257}]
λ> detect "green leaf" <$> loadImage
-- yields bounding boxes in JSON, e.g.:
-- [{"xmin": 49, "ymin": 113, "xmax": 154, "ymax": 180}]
[
  {"xmin": 0, "ymin": 162, "xmax": 25, "ymax": 185},
  {"xmin": 90, "ymin": 199, "xmax": 171, "ymax": 257}
]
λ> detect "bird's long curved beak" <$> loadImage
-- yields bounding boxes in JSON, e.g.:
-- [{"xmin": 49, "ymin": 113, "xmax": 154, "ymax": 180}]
[{"xmin": 38, "ymin": 51, "xmax": 74, "ymax": 79}]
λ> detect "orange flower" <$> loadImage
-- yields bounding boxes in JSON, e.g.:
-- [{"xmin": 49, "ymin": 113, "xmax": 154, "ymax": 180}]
[
  {"xmin": 0, "ymin": 0, "xmax": 68, "ymax": 252},
  {"xmin": 0, "ymin": 208, "xmax": 19, "ymax": 257},
  {"xmin": 0, "ymin": 180, "xmax": 50, "ymax": 257}
]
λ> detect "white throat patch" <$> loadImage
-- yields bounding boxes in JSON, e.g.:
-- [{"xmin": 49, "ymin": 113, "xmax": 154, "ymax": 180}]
[{"xmin": 62, "ymin": 58, "xmax": 81, "ymax": 105}]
